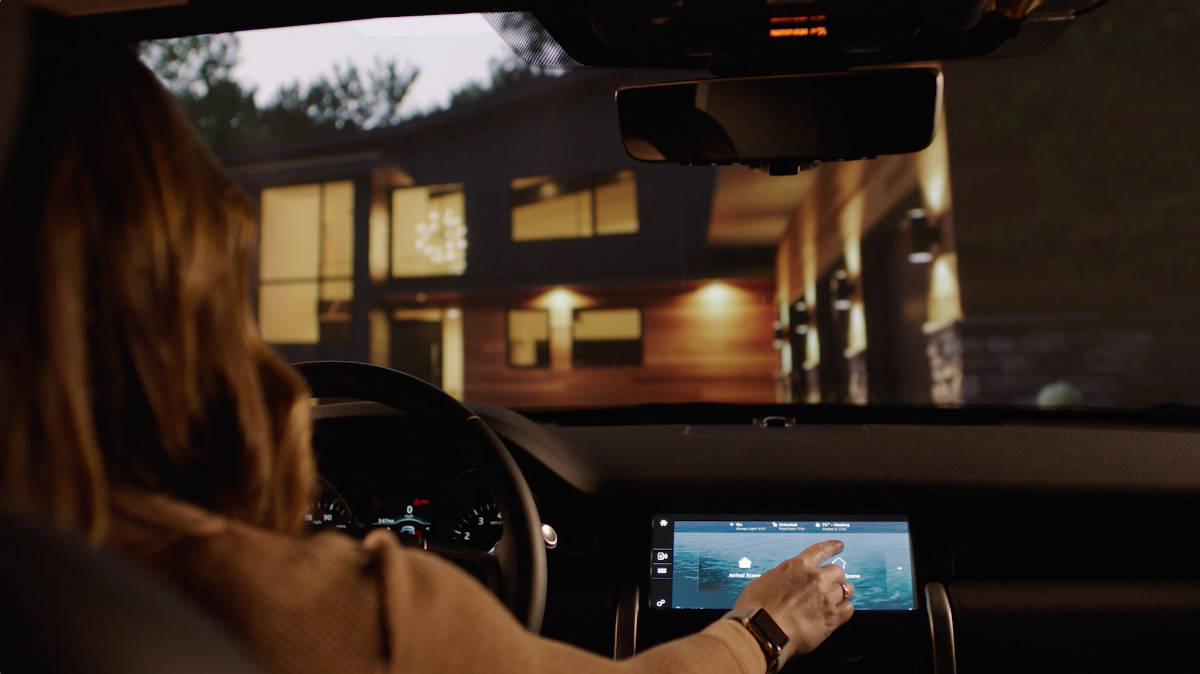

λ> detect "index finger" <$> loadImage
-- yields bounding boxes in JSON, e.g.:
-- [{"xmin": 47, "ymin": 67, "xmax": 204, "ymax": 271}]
[{"xmin": 793, "ymin": 539, "xmax": 844, "ymax": 567}]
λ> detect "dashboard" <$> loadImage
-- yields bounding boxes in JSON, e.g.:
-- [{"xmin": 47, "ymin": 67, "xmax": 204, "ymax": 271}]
[{"xmin": 309, "ymin": 401, "xmax": 1200, "ymax": 673}]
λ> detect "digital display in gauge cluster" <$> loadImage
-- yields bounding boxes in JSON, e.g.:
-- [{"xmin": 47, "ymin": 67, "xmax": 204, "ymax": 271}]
[
  {"xmin": 305, "ymin": 468, "xmax": 502, "ymax": 553},
  {"xmin": 371, "ymin": 496, "xmax": 434, "ymax": 546}
]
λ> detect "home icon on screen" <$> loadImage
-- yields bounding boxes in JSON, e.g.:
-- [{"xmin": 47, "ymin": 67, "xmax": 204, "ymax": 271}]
[{"xmin": 738, "ymin": 557, "xmax": 752, "ymax": 569}]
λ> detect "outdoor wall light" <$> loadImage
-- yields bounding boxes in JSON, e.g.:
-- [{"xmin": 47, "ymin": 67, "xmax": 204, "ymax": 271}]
[
  {"xmin": 832, "ymin": 271, "xmax": 854, "ymax": 312},
  {"xmin": 907, "ymin": 208, "xmax": 938, "ymax": 264},
  {"xmin": 790, "ymin": 299, "xmax": 810, "ymax": 335}
]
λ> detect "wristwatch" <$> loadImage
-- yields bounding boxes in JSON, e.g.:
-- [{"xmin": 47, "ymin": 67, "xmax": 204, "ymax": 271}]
[{"xmin": 723, "ymin": 607, "xmax": 790, "ymax": 674}]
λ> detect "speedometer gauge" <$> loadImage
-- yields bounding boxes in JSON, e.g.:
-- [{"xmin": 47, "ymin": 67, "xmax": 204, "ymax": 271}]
[
  {"xmin": 305, "ymin": 489, "xmax": 355, "ymax": 531},
  {"xmin": 451, "ymin": 502, "xmax": 503, "ymax": 553}
]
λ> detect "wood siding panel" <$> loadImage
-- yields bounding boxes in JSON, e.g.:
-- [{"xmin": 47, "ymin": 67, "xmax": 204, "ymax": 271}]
[{"xmin": 463, "ymin": 280, "xmax": 777, "ymax": 408}]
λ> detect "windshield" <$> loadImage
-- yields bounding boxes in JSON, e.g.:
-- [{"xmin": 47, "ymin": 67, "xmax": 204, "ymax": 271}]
[{"xmin": 139, "ymin": 1, "xmax": 1199, "ymax": 411}]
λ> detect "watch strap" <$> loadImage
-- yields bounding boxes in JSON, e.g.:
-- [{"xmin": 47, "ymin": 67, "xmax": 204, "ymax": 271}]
[{"xmin": 723, "ymin": 607, "xmax": 789, "ymax": 673}]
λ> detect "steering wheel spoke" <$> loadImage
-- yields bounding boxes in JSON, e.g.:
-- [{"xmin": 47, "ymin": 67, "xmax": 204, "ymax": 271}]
[{"xmin": 426, "ymin": 541, "xmax": 502, "ymax": 592}]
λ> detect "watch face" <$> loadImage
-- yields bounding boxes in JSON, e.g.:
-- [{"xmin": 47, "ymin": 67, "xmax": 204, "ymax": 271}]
[{"xmin": 751, "ymin": 608, "xmax": 790, "ymax": 650}]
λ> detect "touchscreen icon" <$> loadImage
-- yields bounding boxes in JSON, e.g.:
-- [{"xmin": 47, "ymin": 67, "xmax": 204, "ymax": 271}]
[
  {"xmin": 832, "ymin": 557, "xmax": 847, "ymax": 570},
  {"xmin": 655, "ymin": 599, "xmax": 667, "ymax": 608},
  {"xmin": 738, "ymin": 557, "xmax": 753, "ymax": 569}
]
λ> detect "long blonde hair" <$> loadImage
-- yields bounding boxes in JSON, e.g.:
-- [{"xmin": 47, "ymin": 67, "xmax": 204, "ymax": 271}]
[{"xmin": 0, "ymin": 18, "xmax": 315, "ymax": 540}]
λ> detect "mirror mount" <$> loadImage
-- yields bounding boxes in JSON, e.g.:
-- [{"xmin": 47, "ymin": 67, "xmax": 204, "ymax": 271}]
[{"xmin": 760, "ymin": 159, "xmax": 823, "ymax": 176}]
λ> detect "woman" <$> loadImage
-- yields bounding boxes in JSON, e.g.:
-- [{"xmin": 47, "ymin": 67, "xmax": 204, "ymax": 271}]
[{"xmin": 0, "ymin": 13, "xmax": 853, "ymax": 674}]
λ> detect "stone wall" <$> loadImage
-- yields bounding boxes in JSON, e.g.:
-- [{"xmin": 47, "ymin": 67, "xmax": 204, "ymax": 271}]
[
  {"xmin": 959, "ymin": 314, "xmax": 1200, "ymax": 408},
  {"xmin": 927, "ymin": 323, "xmax": 964, "ymax": 405},
  {"xmin": 847, "ymin": 352, "xmax": 869, "ymax": 405}
]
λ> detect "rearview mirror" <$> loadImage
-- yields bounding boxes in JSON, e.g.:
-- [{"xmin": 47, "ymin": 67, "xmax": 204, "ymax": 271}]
[{"xmin": 616, "ymin": 69, "xmax": 941, "ymax": 174}]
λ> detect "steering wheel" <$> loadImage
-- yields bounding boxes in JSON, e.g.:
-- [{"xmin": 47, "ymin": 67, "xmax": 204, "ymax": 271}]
[{"xmin": 296, "ymin": 361, "xmax": 546, "ymax": 632}]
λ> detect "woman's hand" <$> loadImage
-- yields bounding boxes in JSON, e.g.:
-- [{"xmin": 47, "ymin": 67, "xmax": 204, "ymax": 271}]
[{"xmin": 731, "ymin": 540, "xmax": 854, "ymax": 661}]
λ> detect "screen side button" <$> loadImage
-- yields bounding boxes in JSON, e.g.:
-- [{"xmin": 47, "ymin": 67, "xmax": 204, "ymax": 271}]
[
  {"xmin": 651, "ymin": 564, "xmax": 672, "ymax": 578},
  {"xmin": 651, "ymin": 549, "xmax": 672, "ymax": 563}
]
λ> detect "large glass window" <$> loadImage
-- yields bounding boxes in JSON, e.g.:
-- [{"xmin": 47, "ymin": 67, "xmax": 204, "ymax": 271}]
[
  {"xmin": 258, "ymin": 180, "xmax": 354, "ymax": 344},
  {"xmin": 572, "ymin": 307, "xmax": 642, "ymax": 367},
  {"xmin": 391, "ymin": 185, "xmax": 467, "ymax": 277},
  {"xmin": 511, "ymin": 170, "xmax": 638, "ymax": 241},
  {"xmin": 508, "ymin": 309, "xmax": 551, "ymax": 368}
]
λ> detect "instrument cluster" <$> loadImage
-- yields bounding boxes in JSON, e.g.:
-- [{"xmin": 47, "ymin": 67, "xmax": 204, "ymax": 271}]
[{"xmin": 305, "ymin": 415, "xmax": 503, "ymax": 554}]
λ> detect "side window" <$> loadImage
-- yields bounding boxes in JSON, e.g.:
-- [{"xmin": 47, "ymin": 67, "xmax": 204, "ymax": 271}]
[
  {"xmin": 507, "ymin": 309, "xmax": 551, "ymax": 368},
  {"xmin": 258, "ymin": 180, "xmax": 354, "ymax": 344},
  {"xmin": 391, "ymin": 184, "xmax": 467, "ymax": 277},
  {"xmin": 572, "ymin": 307, "xmax": 642, "ymax": 367},
  {"xmin": 510, "ymin": 170, "xmax": 638, "ymax": 241}
]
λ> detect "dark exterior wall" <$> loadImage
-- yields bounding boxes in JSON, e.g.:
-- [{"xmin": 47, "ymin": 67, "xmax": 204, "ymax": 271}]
[{"xmin": 942, "ymin": 0, "xmax": 1200, "ymax": 406}]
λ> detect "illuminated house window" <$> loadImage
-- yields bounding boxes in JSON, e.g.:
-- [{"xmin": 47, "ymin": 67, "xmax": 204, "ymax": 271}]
[
  {"xmin": 572, "ymin": 307, "xmax": 642, "ymax": 367},
  {"xmin": 258, "ymin": 180, "xmax": 354, "ymax": 344},
  {"xmin": 511, "ymin": 170, "xmax": 638, "ymax": 241},
  {"xmin": 391, "ymin": 184, "xmax": 467, "ymax": 277},
  {"xmin": 508, "ymin": 309, "xmax": 551, "ymax": 368}
]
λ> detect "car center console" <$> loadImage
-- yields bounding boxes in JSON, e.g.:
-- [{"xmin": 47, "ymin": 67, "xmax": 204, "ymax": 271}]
[{"xmin": 634, "ymin": 512, "xmax": 927, "ymax": 673}]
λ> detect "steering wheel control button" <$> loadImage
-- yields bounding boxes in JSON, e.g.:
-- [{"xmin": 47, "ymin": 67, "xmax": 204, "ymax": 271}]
[{"xmin": 541, "ymin": 523, "xmax": 558, "ymax": 549}]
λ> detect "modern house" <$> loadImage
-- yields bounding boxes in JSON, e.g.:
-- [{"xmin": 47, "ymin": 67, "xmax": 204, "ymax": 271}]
[{"xmin": 225, "ymin": 0, "xmax": 1199, "ymax": 409}]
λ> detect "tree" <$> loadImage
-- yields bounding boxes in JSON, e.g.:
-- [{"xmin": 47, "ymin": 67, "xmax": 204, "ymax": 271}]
[
  {"xmin": 447, "ymin": 54, "xmax": 546, "ymax": 108},
  {"xmin": 139, "ymin": 34, "xmax": 260, "ymax": 150},
  {"xmin": 445, "ymin": 12, "xmax": 572, "ymax": 108},
  {"xmin": 139, "ymin": 34, "xmax": 419, "ymax": 152}
]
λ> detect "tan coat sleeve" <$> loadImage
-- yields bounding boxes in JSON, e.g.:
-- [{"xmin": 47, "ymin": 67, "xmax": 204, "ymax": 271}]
[
  {"xmin": 362, "ymin": 530, "xmax": 766, "ymax": 674},
  {"xmin": 107, "ymin": 493, "xmax": 766, "ymax": 674}
]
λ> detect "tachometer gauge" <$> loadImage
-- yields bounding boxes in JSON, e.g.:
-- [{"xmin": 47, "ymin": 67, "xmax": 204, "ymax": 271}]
[{"xmin": 451, "ymin": 502, "xmax": 503, "ymax": 553}]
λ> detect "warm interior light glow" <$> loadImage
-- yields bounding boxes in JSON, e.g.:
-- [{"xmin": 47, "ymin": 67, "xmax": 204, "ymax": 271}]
[
  {"xmin": 508, "ymin": 309, "xmax": 551, "ymax": 367},
  {"xmin": 392, "ymin": 185, "xmax": 467, "ymax": 278},
  {"xmin": 441, "ymin": 306, "xmax": 464, "ymax": 400},
  {"xmin": 368, "ymin": 309, "xmax": 389, "ymax": 366}
]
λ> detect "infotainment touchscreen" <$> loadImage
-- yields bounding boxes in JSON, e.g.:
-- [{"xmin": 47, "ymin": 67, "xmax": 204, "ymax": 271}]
[{"xmin": 649, "ymin": 515, "xmax": 914, "ymax": 612}]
